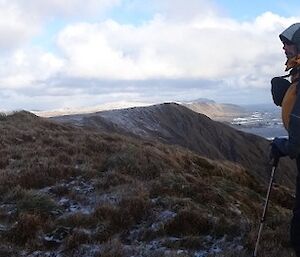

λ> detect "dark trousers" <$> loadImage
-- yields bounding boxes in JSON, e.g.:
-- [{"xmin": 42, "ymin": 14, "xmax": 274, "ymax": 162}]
[{"xmin": 291, "ymin": 157, "xmax": 300, "ymax": 256}]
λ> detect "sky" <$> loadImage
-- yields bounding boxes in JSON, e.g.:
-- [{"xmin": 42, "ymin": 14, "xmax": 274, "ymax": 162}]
[{"xmin": 1, "ymin": 0, "xmax": 300, "ymax": 111}]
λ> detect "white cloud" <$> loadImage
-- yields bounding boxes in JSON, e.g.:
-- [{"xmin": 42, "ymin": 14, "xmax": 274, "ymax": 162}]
[
  {"xmin": 0, "ymin": 0, "xmax": 300, "ymax": 110},
  {"xmin": 55, "ymin": 12, "xmax": 297, "ymax": 85},
  {"xmin": 14, "ymin": 0, "xmax": 121, "ymax": 18},
  {"xmin": 0, "ymin": 48, "xmax": 64, "ymax": 89},
  {"xmin": 0, "ymin": 0, "xmax": 122, "ymax": 51},
  {"xmin": 152, "ymin": 0, "xmax": 222, "ymax": 22},
  {"xmin": 0, "ymin": 2, "xmax": 39, "ymax": 50}
]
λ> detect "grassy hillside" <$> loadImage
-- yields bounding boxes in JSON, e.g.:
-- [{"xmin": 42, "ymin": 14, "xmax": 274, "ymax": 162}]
[
  {"xmin": 0, "ymin": 111, "xmax": 296, "ymax": 256},
  {"xmin": 52, "ymin": 103, "xmax": 296, "ymax": 190}
]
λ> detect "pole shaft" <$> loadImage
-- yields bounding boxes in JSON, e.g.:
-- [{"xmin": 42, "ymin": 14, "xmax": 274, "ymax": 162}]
[{"xmin": 253, "ymin": 164, "xmax": 277, "ymax": 257}]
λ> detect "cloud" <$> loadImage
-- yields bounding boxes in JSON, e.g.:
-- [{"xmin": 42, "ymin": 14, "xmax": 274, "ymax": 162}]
[
  {"xmin": 0, "ymin": 48, "xmax": 64, "ymax": 89},
  {"xmin": 0, "ymin": 78, "xmax": 221, "ymax": 111},
  {"xmin": 14, "ymin": 0, "xmax": 121, "ymax": 18},
  {"xmin": 0, "ymin": 0, "xmax": 122, "ymax": 52},
  {"xmin": 0, "ymin": 3, "xmax": 39, "ymax": 50},
  {"xmin": 1, "ymin": 0, "xmax": 300, "ymax": 110},
  {"xmin": 55, "ymin": 12, "xmax": 296, "ymax": 83},
  {"xmin": 152, "ymin": 0, "xmax": 222, "ymax": 21}
]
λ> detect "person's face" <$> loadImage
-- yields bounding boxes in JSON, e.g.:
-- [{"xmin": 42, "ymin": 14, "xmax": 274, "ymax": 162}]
[{"xmin": 283, "ymin": 42, "xmax": 298, "ymax": 59}]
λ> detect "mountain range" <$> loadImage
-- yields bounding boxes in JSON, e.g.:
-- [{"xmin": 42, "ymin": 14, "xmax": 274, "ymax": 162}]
[{"xmin": 33, "ymin": 99, "xmax": 247, "ymax": 122}]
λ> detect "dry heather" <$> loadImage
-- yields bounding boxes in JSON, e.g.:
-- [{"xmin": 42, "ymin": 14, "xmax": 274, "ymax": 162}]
[{"xmin": 0, "ymin": 111, "xmax": 296, "ymax": 256}]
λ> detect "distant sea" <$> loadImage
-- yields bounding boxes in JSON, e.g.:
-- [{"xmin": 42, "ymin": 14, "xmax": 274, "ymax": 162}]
[{"xmin": 227, "ymin": 104, "xmax": 287, "ymax": 140}]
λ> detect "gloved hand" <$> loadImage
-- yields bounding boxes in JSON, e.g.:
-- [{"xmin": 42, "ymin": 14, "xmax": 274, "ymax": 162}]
[{"xmin": 270, "ymin": 137, "xmax": 289, "ymax": 161}]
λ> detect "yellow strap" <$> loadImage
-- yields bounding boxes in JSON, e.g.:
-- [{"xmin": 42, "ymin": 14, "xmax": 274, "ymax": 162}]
[
  {"xmin": 282, "ymin": 82, "xmax": 297, "ymax": 130},
  {"xmin": 286, "ymin": 55, "xmax": 300, "ymax": 71}
]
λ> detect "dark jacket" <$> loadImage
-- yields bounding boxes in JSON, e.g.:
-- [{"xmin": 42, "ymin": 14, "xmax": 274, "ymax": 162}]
[
  {"xmin": 286, "ymin": 80, "xmax": 300, "ymax": 158},
  {"xmin": 278, "ymin": 23, "xmax": 300, "ymax": 159}
]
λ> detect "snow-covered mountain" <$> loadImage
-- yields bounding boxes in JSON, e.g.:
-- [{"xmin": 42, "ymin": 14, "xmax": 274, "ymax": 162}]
[
  {"xmin": 32, "ymin": 101, "xmax": 153, "ymax": 118},
  {"xmin": 32, "ymin": 98, "xmax": 286, "ymax": 140},
  {"xmin": 33, "ymin": 98, "xmax": 245, "ymax": 120}
]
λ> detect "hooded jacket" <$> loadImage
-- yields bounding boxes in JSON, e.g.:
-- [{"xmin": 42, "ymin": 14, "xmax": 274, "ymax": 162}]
[
  {"xmin": 280, "ymin": 23, "xmax": 300, "ymax": 158},
  {"xmin": 280, "ymin": 23, "xmax": 300, "ymax": 51}
]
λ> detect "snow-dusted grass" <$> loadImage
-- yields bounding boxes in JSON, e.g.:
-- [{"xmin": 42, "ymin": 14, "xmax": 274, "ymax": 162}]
[{"xmin": 0, "ymin": 111, "xmax": 296, "ymax": 256}]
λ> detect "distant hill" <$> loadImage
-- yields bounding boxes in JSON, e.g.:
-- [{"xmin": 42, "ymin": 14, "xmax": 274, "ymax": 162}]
[
  {"xmin": 0, "ymin": 111, "xmax": 295, "ymax": 256},
  {"xmin": 33, "ymin": 99, "xmax": 246, "ymax": 121},
  {"xmin": 32, "ymin": 101, "xmax": 152, "ymax": 118},
  {"xmin": 51, "ymin": 103, "xmax": 296, "ymax": 189},
  {"xmin": 180, "ymin": 99, "xmax": 247, "ymax": 121}
]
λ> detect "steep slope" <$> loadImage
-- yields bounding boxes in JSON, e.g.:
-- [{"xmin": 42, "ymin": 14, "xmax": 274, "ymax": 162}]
[
  {"xmin": 0, "ymin": 111, "xmax": 295, "ymax": 256},
  {"xmin": 52, "ymin": 103, "xmax": 296, "ymax": 189}
]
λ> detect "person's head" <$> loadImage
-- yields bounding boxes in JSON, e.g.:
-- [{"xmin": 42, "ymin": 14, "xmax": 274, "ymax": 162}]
[{"xmin": 280, "ymin": 23, "xmax": 300, "ymax": 59}]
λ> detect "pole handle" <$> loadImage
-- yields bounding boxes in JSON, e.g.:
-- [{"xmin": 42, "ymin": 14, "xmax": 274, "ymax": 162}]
[{"xmin": 272, "ymin": 157, "xmax": 279, "ymax": 168}]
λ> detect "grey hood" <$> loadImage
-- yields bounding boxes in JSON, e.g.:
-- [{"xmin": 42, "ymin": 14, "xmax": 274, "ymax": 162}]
[{"xmin": 280, "ymin": 23, "xmax": 300, "ymax": 50}]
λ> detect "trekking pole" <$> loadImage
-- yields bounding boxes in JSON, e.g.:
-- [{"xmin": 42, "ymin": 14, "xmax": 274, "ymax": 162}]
[{"xmin": 253, "ymin": 157, "xmax": 279, "ymax": 257}]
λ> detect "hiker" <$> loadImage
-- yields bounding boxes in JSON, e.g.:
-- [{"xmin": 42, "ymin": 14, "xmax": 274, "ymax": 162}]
[{"xmin": 270, "ymin": 23, "xmax": 300, "ymax": 257}]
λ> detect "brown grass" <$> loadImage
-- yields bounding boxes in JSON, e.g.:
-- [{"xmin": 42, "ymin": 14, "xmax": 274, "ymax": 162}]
[
  {"xmin": 165, "ymin": 209, "xmax": 212, "ymax": 236},
  {"xmin": 16, "ymin": 190, "xmax": 60, "ymax": 218},
  {"xmin": 5, "ymin": 213, "xmax": 44, "ymax": 245},
  {"xmin": 93, "ymin": 195, "xmax": 149, "ymax": 232},
  {"xmin": 94, "ymin": 239, "xmax": 124, "ymax": 257},
  {"xmin": 102, "ymin": 144, "xmax": 165, "ymax": 180},
  {"xmin": 65, "ymin": 228, "xmax": 91, "ymax": 249},
  {"xmin": 162, "ymin": 236, "xmax": 203, "ymax": 250},
  {"xmin": 56, "ymin": 212, "xmax": 96, "ymax": 229},
  {"xmin": 0, "ymin": 111, "xmax": 296, "ymax": 256},
  {"xmin": 96, "ymin": 171, "xmax": 133, "ymax": 190}
]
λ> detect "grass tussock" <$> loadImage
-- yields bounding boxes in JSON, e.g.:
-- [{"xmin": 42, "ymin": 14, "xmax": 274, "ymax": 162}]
[
  {"xmin": 16, "ymin": 190, "xmax": 60, "ymax": 217},
  {"xmin": 56, "ymin": 212, "xmax": 96, "ymax": 229},
  {"xmin": 165, "ymin": 209, "xmax": 212, "ymax": 236},
  {"xmin": 65, "ymin": 229, "xmax": 91, "ymax": 250},
  {"xmin": 6, "ymin": 213, "xmax": 44, "ymax": 245},
  {"xmin": 94, "ymin": 239, "xmax": 124, "ymax": 257},
  {"xmin": 94, "ymin": 195, "xmax": 149, "ymax": 232},
  {"xmin": 102, "ymin": 144, "xmax": 166, "ymax": 180}
]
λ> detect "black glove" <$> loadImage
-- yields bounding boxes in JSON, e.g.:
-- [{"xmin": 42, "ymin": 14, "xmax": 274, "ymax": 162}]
[{"xmin": 270, "ymin": 137, "xmax": 289, "ymax": 161}]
